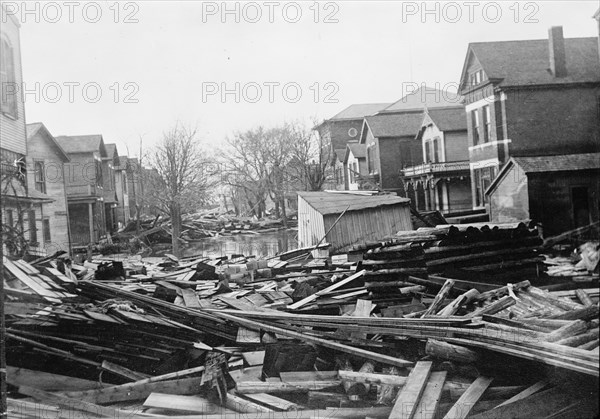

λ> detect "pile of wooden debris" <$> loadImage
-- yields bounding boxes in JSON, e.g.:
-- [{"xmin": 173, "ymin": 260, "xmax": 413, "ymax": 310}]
[{"xmin": 4, "ymin": 222, "xmax": 598, "ymax": 418}]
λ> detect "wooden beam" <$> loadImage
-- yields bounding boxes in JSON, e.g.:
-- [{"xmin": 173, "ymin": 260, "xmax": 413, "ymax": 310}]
[
  {"xmin": 442, "ymin": 376, "xmax": 493, "ymax": 419},
  {"xmin": 493, "ymin": 380, "xmax": 548, "ymax": 409},
  {"xmin": 414, "ymin": 371, "xmax": 447, "ymax": 419},
  {"xmin": 389, "ymin": 361, "xmax": 433, "ymax": 419},
  {"xmin": 287, "ymin": 270, "xmax": 366, "ymax": 310}
]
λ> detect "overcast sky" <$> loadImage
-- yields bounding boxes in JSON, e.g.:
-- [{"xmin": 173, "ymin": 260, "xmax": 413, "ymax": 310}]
[{"xmin": 15, "ymin": 1, "xmax": 600, "ymax": 156}]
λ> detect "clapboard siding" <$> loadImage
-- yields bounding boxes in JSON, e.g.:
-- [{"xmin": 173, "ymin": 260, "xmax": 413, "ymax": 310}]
[
  {"xmin": 298, "ymin": 196, "xmax": 325, "ymax": 249},
  {"xmin": 0, "ymin": 13, "xmax": 26, "ymax": 154}
]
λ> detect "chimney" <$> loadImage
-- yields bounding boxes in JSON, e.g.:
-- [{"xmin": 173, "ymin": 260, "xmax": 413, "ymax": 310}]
[{"xmin": 548, "ymin": 26, "xmax": 567, "ymax": 77}]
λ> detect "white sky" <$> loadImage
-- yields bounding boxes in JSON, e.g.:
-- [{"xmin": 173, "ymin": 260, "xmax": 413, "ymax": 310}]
[{"xmin": 14, "ymin": 0, "xmax": 600, "ymax": 156}]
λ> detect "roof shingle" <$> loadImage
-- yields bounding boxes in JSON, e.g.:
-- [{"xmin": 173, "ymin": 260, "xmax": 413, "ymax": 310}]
[{"xmin": 298, "ymin": 191, "xmax": 409, "ymax": 215}]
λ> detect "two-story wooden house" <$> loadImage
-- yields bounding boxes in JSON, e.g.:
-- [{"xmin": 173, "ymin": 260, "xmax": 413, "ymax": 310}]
[
  {"xmin": 25, "ymin": 123, "xmax": 72, "ymax": 254},
  {"xmin": 315, "ymin": 103, "xmax": 390, "ymax": 190},
  {"xmin": 56, "ymin": 135, "xmax": 108, "ymax": 246},
  {"xmin": 459, "ymin": 27, "xmax": 600, "ymax": 211},
  {"xmin": 1, "ymin": 7, "xmax": 55, "ymax": 256},
  {"xmin": 400, "ymin": 107, "xmax": 471, "ymax": 214},
  {"xmin": 358, "ymin": 87, "xmax": 461, "ymax": 196}
]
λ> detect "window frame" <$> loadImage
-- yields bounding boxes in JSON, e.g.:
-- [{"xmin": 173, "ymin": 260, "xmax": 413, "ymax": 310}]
[
  {"xmin": 34, "ymin": 160, "xmax": 46, "ymax": 194},
  {"xmin": 42, "ymin": 218, "xmax": 51, "ymax": 243}
]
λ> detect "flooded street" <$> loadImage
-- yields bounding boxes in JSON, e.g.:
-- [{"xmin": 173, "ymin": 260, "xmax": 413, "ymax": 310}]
[{"xmin": 182, "ymin": 228, "xmax": 299, "ymax": 258}]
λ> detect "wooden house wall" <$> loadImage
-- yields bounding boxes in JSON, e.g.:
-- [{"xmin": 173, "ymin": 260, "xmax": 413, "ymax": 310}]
[
  {"xmin": 297, "ymin": 196, "xmax": 326, "ymax": 251},
  {"xmin": 323, "ymin": 204, "xmax": 412, "ymax": 254},
  {"xmin": 527, "ymin": 170, "xmax": 600, "ymax": 236}
]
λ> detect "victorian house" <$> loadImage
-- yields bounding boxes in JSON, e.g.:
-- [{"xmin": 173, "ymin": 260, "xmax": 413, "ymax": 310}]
[{"xmin": 400, "ymin": 107, "xmax": 471, "ymax": 214}]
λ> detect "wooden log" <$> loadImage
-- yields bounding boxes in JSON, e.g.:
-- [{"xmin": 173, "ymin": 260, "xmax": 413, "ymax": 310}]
[
  {"xmin": 425, "ymin": 339, "xmax": 480, "ymax": 364},
  {"xmin": 6, "ymin": 366, "xmax": 106, "ymax": 391},
  {"xmin": 527, "ymin": 286, "xmax": 585, "ymax": 311},
  {"xmin": 59, "ymin": 376, "xmax": 204, "ymax": 404},
  {"xmin": 556, "ymin": 328, "xmax": 599, "ymax": 347},
  {"xmin": 466, "ymin": 296, "xmax": 516, "ymax": 318},
  {"xmin": 437, "ymin": 289, "xmax": 480, "ymax": 317},
  {"xmin": 414, "ymin": 371, "xmax": 447, "ymax": 419},
  {"xmin": 442, "ymin": 376, "xmax": 493, "ymax": 419},
  {"xmin": 475, "ymin": 280, "xmax": 530, "ymax": 302},
  {"xmin": 575, "ymin": 289, "xmax": 594, "ymax": 306},
  {"xmin": 339, "ymin": 370, "xmax": 407, "ymax": 387},
  {"xmin": 389, "ymin": 361, "xmax": 433, "ymax": 419},
  {"xmin": 18, "ymin": 385, "xmax": 150, "ymax": 418},
  {"xmin": 546, "ymin": 320, "xmax": 588, "ymax": 342},
  {"xmin": 422, "ymin": 279, "xmax": 455, "ymax": 317},
  {"xmin": 579, "ymin": 339, "xmax": 599, "ymax": 350},
  {"xmin": 550, "ymin": 305, "xmax": 599, "ymax": 320},
  {"xmin": 235, "ymin": 380, "xmax": 340, "ymax": 394}
]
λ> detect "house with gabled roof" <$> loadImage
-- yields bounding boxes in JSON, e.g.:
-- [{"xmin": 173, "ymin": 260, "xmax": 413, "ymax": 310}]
[
  {"xmin": 400, "ymin": 107, "xmax": 471, "ymax": 215},
  {"xmin": 486, "ymin": 153, "xmax": 600, "ymax": 235},
  {"xmin": 56, "ymin": 134, "xmax": 108, "ymax": 246},
  {"xmin": 357, "ymin": 86, "xmax": 461, "ymax": 196},
  {"xmin": 315, "ymin": 103, "xmax": 390, "ymax": 190},
  {"xmin": 458, "ymin": 26, "xmax": 600, "ymax": 211},
  {"xmin": 25, "ymin": 123, "xmax": 72, "ymax": 255},
  {"xmin": 343, "ymin": 142, "xmax": 368, "ymax": 191}
]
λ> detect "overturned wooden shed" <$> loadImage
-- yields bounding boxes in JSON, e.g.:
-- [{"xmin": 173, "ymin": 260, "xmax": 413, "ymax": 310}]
[{"xmin": 298, "ymin": 191, "xmax": 413, "ymax": 255}]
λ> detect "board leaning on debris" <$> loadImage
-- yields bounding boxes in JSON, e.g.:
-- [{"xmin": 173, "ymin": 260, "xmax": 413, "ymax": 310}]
[{"xmin": 3, "ymin": 221, "xmax": 599, "ymax": 418}]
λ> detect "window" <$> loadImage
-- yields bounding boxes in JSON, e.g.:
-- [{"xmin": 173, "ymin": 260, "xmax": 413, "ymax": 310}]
[
  {"xmin": 122, "ymin": 171, "xmax": 128, "ymax": 194},
  {"xmin": 469, "ymin": 70, "xmax": 484, "ymax": 86},
  {"xmin": 472, "ymin": 110, "xmax": 480, "ymax": 145},
  {"xmin": 95, "ymin": 160, "xmax": 103, "ymax": 187},
  {"xmin": 34, "ymin": 161, "xmax": 46, "ymax": 193},
  {"xmin": 432, "ymin": 138, "xmax": 440, "ymax": 163},
  {"xmin": 43, "ymin": 218, "xmax": 51, "ymax": 243},
  {"xmin": 0, "ymin": 36, "xmax": 17, "ymax": 117},
  {"xmin": 425, "ymin": 141, "xmax": 431, "ymax": 163},
  {"xmin": 473, "ymin": 166, "xmax": 498, "ymax": 207},
  {"xmin": 482, "ymin": 105, "xmax": 492, "ymax": 143},
  {"xmin": 28, "ymin": 210, "xmax": 37, "ymax": 245}
]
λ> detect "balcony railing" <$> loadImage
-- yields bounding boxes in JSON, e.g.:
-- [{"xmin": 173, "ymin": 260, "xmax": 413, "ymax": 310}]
[{"xmin": 402, "ymin": 161, "xmax": 470, "ymax": 177}]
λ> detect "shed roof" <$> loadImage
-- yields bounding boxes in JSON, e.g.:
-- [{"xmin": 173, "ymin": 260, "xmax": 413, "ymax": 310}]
[
  {"xmin": 298, "ymin": 191, "xmax": 410, "ymax": 215},
  {"xmin": 486, "ymin": 153, "xmax": 600, "ymax": 195}
]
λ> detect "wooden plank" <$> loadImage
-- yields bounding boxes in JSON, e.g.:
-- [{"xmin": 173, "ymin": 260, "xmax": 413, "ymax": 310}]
[
  {"xmin": 225, "ymin": 393, "xmax": 274, "ymax": 413},
  {"xmin": 337, "ymin": 370, "xmax": 407, "ymax": 386},
  {"xmin": 389, "ymin": 361, "xmax": 433, "ymax": 418},
  {"xmin": 4, "ymin": 259, "xmax": 63, "ymax": 298},
  {"xmin": 59, "ymin": 377, "xmax": 204, "ymax": 404},
  {"xmin": 414, "ymin": 371, "xmax": 447, "ymax": 419},
  {"xmin": 181, "ymin": 288, "xmax": 201, "ymax": 308},
  {"xmin": 242, "ymin": 393, "xmax": 302, "ymax": 411},
  {"xmin": 215, "ymin": 311, "xmax": 413, "ymax": 368},
  {"xmin": 287, "ymin": 269, "xmax": 366, "ymax": 309},
  {"xmin": 6, "ymin": 366, "xmax": 106, "ymax": 391},
  {"xmin": 143, "ymin": 393, "xmax": 221, "ymax": 413},
  {"xmin": 442, "ymin": 376, "xmax": 493, "ymax": 419},
  {"xmin": 241, "ymin": 350, "xmax": 265, "ymax": 366},
  {"xmin": 18, "ymin": 386, "xmax": 144, "ymax": 418},
  {"xmin": 493, "ymin": 380, "xmax": 548, "ymax": 409},
  {"xmin": 279, "ymin": 371, "xmax": 339, "ymax": 382},
  {"xmin": 101, "ymin": 360, "xmax": 149, "ymax": 381},
  {"xmin": 236, "ymin": 380, "xmax": 341, "ymax": 394}
]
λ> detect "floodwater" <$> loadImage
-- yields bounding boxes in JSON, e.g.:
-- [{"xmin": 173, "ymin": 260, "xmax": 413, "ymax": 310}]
[{"xmin": 182, "ymin": 228, "xmax": 299, "ymax": 258}]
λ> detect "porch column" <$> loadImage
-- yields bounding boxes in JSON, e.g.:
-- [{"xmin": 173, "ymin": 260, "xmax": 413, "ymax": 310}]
[
  {"xmin": 88, "ymin": 202, "xmax": 94, "ymax": 243},
  {"xmin": 423, "ymin": 183, "xmax": 430, "ymax": 211}
]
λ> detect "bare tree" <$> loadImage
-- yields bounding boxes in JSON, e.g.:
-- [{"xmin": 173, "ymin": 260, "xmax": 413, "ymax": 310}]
[{"xmin": 146, "ymin": 124, "xmax": 213, "ymax": 257}]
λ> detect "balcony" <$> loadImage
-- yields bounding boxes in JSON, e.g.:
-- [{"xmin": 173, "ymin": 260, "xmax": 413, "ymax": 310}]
[{"xmin": 402, "ymin": 161, "xmax": 470, "ymax": 177}]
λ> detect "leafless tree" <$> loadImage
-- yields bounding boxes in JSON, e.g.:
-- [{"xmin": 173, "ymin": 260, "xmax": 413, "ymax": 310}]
[{"xmin": 146, "ymin": 124, "xmax": 214, "ymax": 257}]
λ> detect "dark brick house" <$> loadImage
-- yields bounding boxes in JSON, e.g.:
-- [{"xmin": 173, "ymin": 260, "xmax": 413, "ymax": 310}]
[
  {"xmin": 314, "ymin": 103, "xmax": 390, "ymax": 190},
  {"xmin": 458, "ymin": 27, "xmax": 600, "ymax": 211},
  {"xmin": 358, "ymin": 87, "xmax": 461, "ymax": 195}
]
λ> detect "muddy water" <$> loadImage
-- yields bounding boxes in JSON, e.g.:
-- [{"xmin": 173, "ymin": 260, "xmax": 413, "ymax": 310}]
[{"xmin": 182, "ymin": 229, "xmax": 299, "ymax": 258}]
